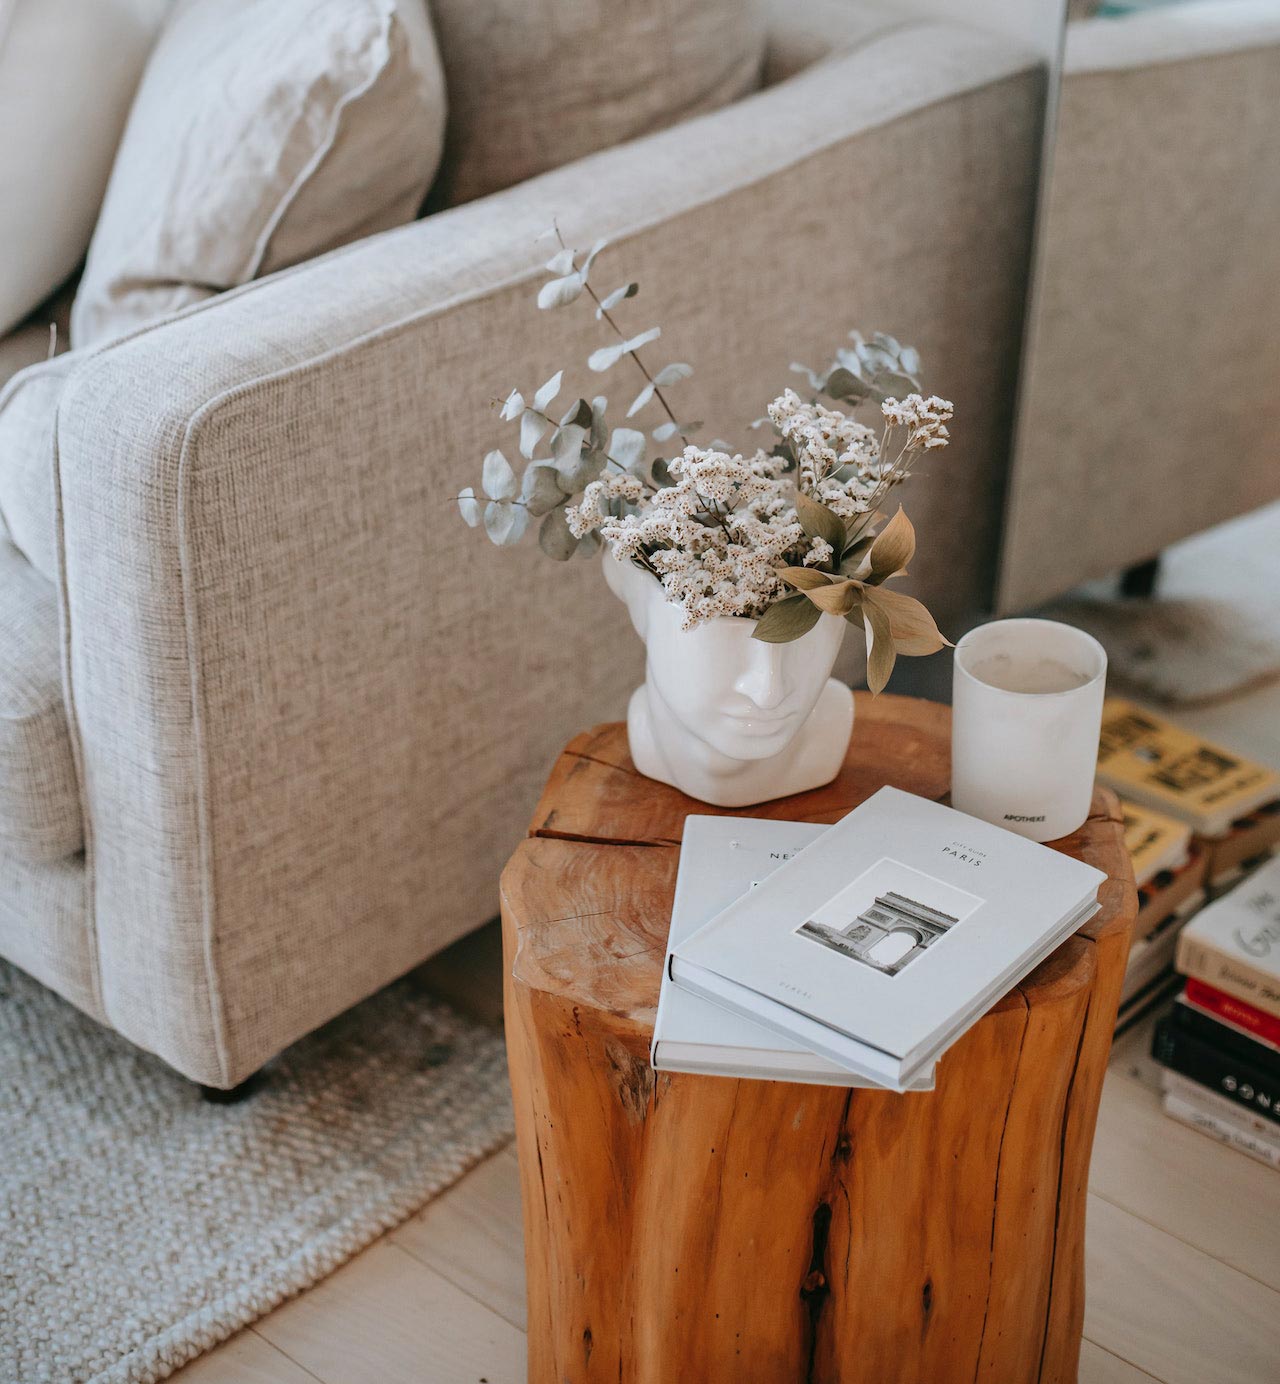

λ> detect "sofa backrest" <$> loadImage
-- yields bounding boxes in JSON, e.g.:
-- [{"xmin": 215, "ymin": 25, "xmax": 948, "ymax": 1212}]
[{"xmin": 425, "ymin": 0, "xmax": 768, "ymax": 207}]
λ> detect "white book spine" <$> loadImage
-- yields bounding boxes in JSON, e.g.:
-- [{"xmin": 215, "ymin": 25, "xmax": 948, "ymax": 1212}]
[{"xmin": 1162, "ymin": 1092, "xmax": 1280, "ymax": 1169}]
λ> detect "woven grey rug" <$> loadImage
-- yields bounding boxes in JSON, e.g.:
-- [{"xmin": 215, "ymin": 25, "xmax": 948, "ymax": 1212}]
[{"xmin": 0, "ymin": 959, "xmax": 514, "ymax": 1384}]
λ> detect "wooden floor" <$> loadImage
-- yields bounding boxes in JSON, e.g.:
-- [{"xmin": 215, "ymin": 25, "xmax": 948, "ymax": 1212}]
[{"xmin": 174, "ymin": 681, "xmax": 1280, "ymax": 1384}]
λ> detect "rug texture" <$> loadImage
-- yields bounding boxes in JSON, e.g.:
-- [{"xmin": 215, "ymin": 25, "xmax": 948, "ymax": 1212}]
[
  {"xmin": 0, "ymin": 960, "xmax": 514, "ymax": 1384},
  {"xmin": 1041, "ymin": 502, "xmax": 1280, "ymax": 708}
]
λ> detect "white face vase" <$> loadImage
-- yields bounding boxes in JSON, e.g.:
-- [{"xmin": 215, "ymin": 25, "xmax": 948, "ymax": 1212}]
[{"xmin": 604, "ymin": 555, "xmax": 854, "ymax": 807}]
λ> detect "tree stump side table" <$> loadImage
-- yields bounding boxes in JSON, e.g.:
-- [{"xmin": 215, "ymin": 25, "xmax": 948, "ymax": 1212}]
[{"xmin": 501, "ymin": 694, "xmax": 1136, "ymax": 1384}]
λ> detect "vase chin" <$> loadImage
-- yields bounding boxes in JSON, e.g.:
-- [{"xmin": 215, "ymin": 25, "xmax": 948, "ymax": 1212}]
[{"xmin": 627, "ymin": 677, "xmax": 854, "ymax": 807}]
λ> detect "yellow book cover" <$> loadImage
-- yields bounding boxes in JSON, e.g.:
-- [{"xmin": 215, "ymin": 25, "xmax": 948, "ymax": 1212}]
[
  {"xmin": 1097, "ymin": 699, "xmax": 1280, "ymax": 837},
  {"xmin": 1120, "ymin": 800, "xmax": 1192, "ymax": 888}
]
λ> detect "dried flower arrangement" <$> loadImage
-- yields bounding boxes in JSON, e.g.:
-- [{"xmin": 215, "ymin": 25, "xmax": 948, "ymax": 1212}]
[{"xmin": 458, "ymin": 231, "xmax": 954, "ymax": 692}]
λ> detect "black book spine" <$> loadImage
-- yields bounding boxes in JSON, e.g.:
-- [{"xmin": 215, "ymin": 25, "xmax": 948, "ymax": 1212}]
[
  {"xmin": 1172, "ymin": 999, "xmax": 1280, "ymax": 1077},
  {"xmin": 1152, "ymin": 1018, "xmax": 1280, "ymax": 1127}
]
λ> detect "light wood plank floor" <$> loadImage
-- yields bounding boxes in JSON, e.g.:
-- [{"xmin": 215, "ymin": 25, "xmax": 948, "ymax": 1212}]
[{"xmin": 174, "ymin": 677, "xmax": 1280, "ymax": 1384}]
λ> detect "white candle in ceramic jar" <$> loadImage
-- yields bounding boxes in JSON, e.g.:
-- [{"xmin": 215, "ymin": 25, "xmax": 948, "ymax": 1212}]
[{"xmin": 951, "ymin": 618, "xmax": 1107, "ymax": 842}]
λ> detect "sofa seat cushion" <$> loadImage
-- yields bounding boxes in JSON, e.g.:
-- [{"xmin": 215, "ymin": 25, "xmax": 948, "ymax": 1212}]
[
  {"xmin": 0, "ymin": 353, "xmax": 70, "ymax": 584},
  {"xmin": 0, "ymin": 540, "xmax": 82, "ymax": 862}
]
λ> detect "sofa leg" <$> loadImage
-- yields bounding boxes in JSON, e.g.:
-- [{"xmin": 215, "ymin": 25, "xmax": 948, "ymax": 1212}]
[
  {"xmin": 1120, "ymin": 555, "xmax": 1161, "ymax": 598},
  {"xmin": 197, "ymin": 1071, "xmax": 262, "ymax": 1104}
]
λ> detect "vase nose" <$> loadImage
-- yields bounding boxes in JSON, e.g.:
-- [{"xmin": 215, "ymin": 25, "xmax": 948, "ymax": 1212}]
[{"xmin": 734, "ymin": 642, "xmax": 788, "ymax": 711}]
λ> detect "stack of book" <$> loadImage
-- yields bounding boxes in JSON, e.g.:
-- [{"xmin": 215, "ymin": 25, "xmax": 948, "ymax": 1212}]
[
  {"xmin": 1096, "ymin": 699, "xmax": 1280, "ymax": 1031},
  {"xmin": 1097, "ymin": 698, "xmax": 1280, "ymax": 892},
  {"xmin": 651, "ymin": 787, "xmax": 1105, "ymax": 1091},
  {"xmin": 1151, "ymin": 853, "xmax": 1280, "ymax": 1169}
]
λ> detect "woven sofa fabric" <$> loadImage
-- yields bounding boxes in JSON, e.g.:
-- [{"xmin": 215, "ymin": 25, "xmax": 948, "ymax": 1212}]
[
  {"xmin": 999, "ymin": 14, "xmax": 1280, "ymax": 610},
  {"xmin": 71, "ymin": 0, "xmax": 447, "ymax": 349},
  {"xmin": 53, "ymin": 13, "xmax": 1039, "ymax": 1086},
  {"xmin": 0, "ymin": 541, "xmax": 82, "ymax": 862},
  {"xmin": 0, "ymin": 353, "xmax": 75, "ymax": 581},
  {"xmin": 426, "ymin": 0, "xmax": 768, "ymax": 207}
]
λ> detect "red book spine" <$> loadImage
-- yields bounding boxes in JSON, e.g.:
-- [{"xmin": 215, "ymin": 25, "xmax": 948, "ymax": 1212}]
[{"xmin": 1184, "ymin": 977, "xmax": 1280, "ymax": 1048}]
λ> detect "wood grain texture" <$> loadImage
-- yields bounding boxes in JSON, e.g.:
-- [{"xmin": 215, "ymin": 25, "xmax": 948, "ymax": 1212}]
[{"xmin": 503, "ymin": 695, "xmax": 1137, "ymax": 1383}]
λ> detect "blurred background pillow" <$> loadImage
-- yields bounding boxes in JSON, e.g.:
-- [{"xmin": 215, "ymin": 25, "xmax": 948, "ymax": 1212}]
[
  {"xmin": 71, "ymin": 0, "xmax": 447, "ymax": 349},
  {"xmin": 0, "ymin": 0, "xmax": 167, "ymax": 338}
]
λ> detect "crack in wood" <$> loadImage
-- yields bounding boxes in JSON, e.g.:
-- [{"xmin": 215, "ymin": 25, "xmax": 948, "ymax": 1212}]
[
  {"xmin": 531, "ymin": 826, "xmax": 680, "ymax": 849},
  {"xmin": 800, "ymin": 1201, "xmax": 834, "ymax": 1384}
]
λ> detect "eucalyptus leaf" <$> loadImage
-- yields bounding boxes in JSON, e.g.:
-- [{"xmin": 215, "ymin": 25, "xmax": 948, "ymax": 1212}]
[
  {"xmin": 652, "ymin": 421, "xmax": 679, "ymax": 442},
  {"xmin": 561, "ymin": 397, "xmax": 593, "ymax": 429},
  {"xmin": 481, "ymin": 449, "xmax": 517, "ymax": 501},
  {"xmin": 654, "ymin": 362, "xmax": 692, "ymax": 386},
  {"xmin": 822, "ymin": 366, "xmax": 868, "ymax": 403},
  {"xmin": 651, "ymin": 457, "xmax": 672, "ymax": 487},
  {"xmin": 596, "ymin": 282, "xmax": 638, "ymax": 317},
  {"xmin": 626, "ymin": 383, "xmax": 656, "ymax": 417},
  {"xmin": 537, "ymin": 274, "xmax": 583, "ymax": 309},
  {"xmin": 538, "ymin": 505, "xmax": 578, "ymax": 560},
  {"xmin": 519, "ymin": 410, "xmax": 547, "ymax": 460},
  {"xmin": 552, "ymin": 422, "xmax": 587, "ymax": 471},
  {"xmin": 457, "ymin": 486, "xmax": 480, "ymax": 527},
  {"xmin": 581, "ymin": 238, "xmax": 608, "ymax": 281},
  {"xmin": 863, "ymin": 596, "xmax": 897, "ymax": 695},
  {"xmin": 574, "ymin": 529, "xmax": 603, "ymax": 558},
  {"xmin": 795, "ymin": 491, "xmax": 846, "ymax": 553},
  {"xmin": 609, "ymin": 427, "xmax": 646, "ymax": 472},
  {"xmin": 484, "ymin": 499, "xmax": 528, "ymax": 545},
  {"xmin": 868, "ymin": 506, "xmax": 915, "ymax": 582},
  {"xmin": 622, "ymin": 327, "xmax": 660, "ymax": 353},
  {"xmin": 521, "ymin": 463, "xmax": 564, "ymax": 516},
  {"xmin": 544, "ymin": 248, "xmax": 575, "ymax": 275},
  {"xmin": 752, "ymin": 594, "xmax": 822, "ymax": 643},
  {"xmin": 590, "ymin": 396, "xmax": 609, "ymax": 453},
  {"xmin": 557, "ymin": 449, "xmax": 603, "ymax": 493},
  {"xmin": 533, "ymin": 370, "xmax": 563, "ymax": 412},
  {"xmin": 588, "ymin": 342, "xmax": 625, "ymax": 372},
  {"xmin": 499, "ymin": 388, "xmax": 524, "ymax": 421}
]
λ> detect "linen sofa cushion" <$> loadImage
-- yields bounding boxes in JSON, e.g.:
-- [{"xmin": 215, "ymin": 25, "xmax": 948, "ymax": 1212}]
[
  {"xmin": 426, "ymin": 0, "xmax": 767, "ymax": 206},
  {"xmin": 0, "ymin": 0, "xmax": 167, "ymax": 336},
  {"xmin": 0, "ymin": 354, "xmax": 73, "ymax": 583},
  {"xmin": 71, "ymin": 0, "xmax": 448, "ymax": 349},
  {"xmin": 0, "ymin": 539, "xmax": 82, "ymax": 862}
]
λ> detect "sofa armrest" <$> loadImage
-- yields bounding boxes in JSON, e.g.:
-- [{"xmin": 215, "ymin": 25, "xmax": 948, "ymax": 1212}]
[
  {"xmin": 1065, "ymin": 0, "xmax": 1280, "ymax": 72},
  {"xmin": 53, "ymin": 12, "xmax": 1042, "ymax": 1084}
]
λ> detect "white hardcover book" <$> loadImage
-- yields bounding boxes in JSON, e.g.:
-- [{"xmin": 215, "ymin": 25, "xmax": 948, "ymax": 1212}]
[
  {"xmin": 671, "ymin": 787, "xmax": 1106, "ymax": 1091},
  {"xmin": 1160, "ymin": 1069, "xmax": 1280, "ymax": 1139},
  {"xmin": 1161, "ymin": 1091, "xmax": 1280, "ymax": 1169},
  {"xmin": 651, "ymin": 817, "xmax": 935, "ymax": 1088},
  {"xmin": 1176, "ymin": 854, "xmax": 1280, "ymax": 1018}
]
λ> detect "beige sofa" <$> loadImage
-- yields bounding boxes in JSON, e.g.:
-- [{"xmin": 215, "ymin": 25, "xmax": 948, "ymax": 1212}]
[
  {"xmin": 0, "ymin": 0, "xmax": 1043, "ymax": 1087},
  {"xmin": 999, "ymin": 0, "xmax": 1280, "ymax": 611}
]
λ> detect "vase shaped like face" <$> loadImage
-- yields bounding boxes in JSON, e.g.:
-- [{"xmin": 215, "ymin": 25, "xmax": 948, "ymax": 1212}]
[
  {"xmin": 604, "ymin": 554, "xmax": 854, "ymax": 806},
  {"xmin": 640, "ymin": 582, "xmax": 844, "ymax": 761}
]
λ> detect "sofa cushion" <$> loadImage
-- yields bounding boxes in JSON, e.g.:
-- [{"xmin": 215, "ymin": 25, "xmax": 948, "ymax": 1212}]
[
  {"xmin": 71, "ymin": 0, "xmax": 448, "ymax": 349},
  {"xmin": 0, "ymin": 540, "xmax": 82, "ymax": 862},
  {"xmin": 426, "ymin": 0, "xmax": 767, "ymax": 207},
  {"xmin": 0, "ymin": 353, "xmax": 71, "ymax": 583},
  {"xmin": 0, "ymin": 0, "xmax": 167, "ymax": 337}
]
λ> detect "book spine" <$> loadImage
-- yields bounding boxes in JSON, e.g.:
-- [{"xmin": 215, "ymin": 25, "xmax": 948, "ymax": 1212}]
[
  {"xmin": 1183, "ymin": 978, "xmax": 1280, "ymax": 1050},
  {"xmin": 1151, "ymin": 1018, "xmax": 1280, "ymax": 1127},
  {"xmin": 1176, "ymin": 932, "xmax": 1280, "ymax": 1021},
  {"xmin": 1162, "ymin": 1093, "xmax": 1280, "ymax": 1170},
  {"xmin": 1171, "ymin": 999, "xmax": 1280, "ymax": 1074}
]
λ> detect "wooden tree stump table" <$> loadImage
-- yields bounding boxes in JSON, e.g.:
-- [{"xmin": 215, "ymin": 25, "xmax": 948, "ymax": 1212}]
[{"xmin": 501, "ymin": 694, "xmax": 1136, "ymax": 1384}]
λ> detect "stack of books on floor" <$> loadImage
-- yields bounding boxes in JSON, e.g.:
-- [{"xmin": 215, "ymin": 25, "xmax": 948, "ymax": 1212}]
[
  {"xmin": 1151, "ymin": 852, "xmax": 1280, "ymax": 1170},
  {"xmin": 650, "ymin": 787, "xmax": 1105, "ymax": 1091},
  {"xmin": 1096, "ymin": 699, "xmax": 1280, "ymax": 1032}
]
